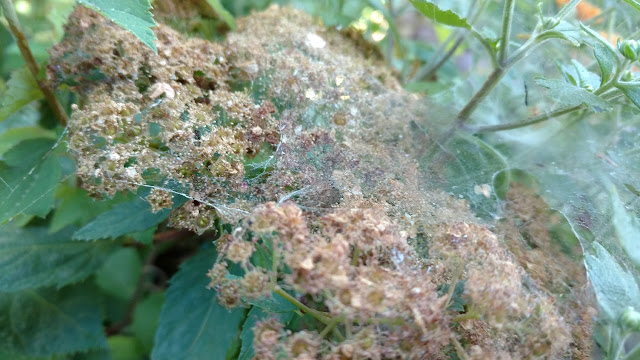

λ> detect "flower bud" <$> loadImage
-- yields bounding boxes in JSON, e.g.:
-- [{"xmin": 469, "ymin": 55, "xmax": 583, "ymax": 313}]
[
  {"xmin": 617, "ymin": 39, "xmax": 640, "ymax": 61},
  {"xmin": 542, "ymin": 17, "xmax": 559, "ymax": 30},
  {"xmin": 619, "ymin": 306, "xmax": 640, "ymax": 332}
]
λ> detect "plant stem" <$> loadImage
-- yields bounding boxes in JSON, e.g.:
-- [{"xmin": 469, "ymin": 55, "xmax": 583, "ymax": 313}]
[
  {"xmin": 0, "ymin": 0, "xmax": 68, "ymax": 127},
  {"xmin": 472, "ymin": 105, "xmax": 582, "ymax": 133},
  {"xmin": 417, "ymin": 35, "xmax": 466, "ymax": 81},
  {"xmin": 471, "ymin": 91, "xmax": 625, "ymax": 133},
  {"xmin": 614, "ymin": 332, "xmax": 631, "ymax": 360},
  {"xmin": 273, "ymin": 286, "xmax": 332, "ymax": 324},
  {"xmin": 412, "ymin": 0, "xmax": 490, "ymax": 81},
  {"xmin": 451, "ymin": 335, "xmax": 472, "ymax": 360},
  {"xmin": 320, "ymin": 314, "xmax": 344, "ymax": 338},
  {"xmin": 497, "ymin": 0, "xmax": 516, "ymax": 64}
]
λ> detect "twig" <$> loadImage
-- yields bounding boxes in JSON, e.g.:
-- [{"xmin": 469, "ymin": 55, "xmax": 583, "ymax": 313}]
[
  {"xmin": 497, "ymin": 0, "xmax": 516, "ymax": 64},
  {"xmin": 273, "ymin": 286, "xmax": 332, "ymax": 324},
  {"xmin": 0, "ymin": 0, "xmax": 68, "ymax": 127}
]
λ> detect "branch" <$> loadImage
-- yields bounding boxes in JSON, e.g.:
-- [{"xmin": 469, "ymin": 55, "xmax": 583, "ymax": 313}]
[{"xmin": 0, "ymin": 0, "xmax": 68, "ymax": 127}]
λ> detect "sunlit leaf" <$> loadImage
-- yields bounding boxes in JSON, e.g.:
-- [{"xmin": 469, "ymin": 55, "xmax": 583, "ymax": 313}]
[
  {"xmin": 621, "ymin": 0, "xmax": 640, "ymax": 11},
  {"xmin": 151, "ymin": 246, "xmax": 246, "ymax": 360},
  {"xmin": 77, "ymin": 0, "xmax": 157, "ymax": 53},
  {"xmin": 0, "ymin": 67, "xmax": 43, "ymax": 123},
  {"xmin": 535, "ymin": 77, "xmax": 613, "ymax": 112},
  {"xmin": 585, "ymin": 243, "xmax": 640, "ymax": 320},
  {"xmin": 0, "ymin": 285, "xmax": 107, "ymax": 357},
  {"xmin": 0, "ymin": 225, "xmax": 115, "ymax": 291},
  {"xmin": 408, "ymin": 0, "xmax": 471, "ymax": 29}
]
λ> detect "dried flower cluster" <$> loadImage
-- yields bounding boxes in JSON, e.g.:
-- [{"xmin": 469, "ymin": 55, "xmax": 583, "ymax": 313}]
[
  {"xmin": 209, "ymin": 201, "xmax": 451, "ymax": 359},
  {"xmin": 207, "ymin": 201, "xmax": 588, "ymax": 359},
  {"xmin": 50, "ymin": 4, "xmax": 594, "ymax": 359}
]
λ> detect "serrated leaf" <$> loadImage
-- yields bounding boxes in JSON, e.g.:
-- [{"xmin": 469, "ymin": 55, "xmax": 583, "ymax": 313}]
[
  {"xmin": 611, "ymin": 186, "xmax": 640, "ymax": 265},
  {"xmin": 238, "ymin": 307, "xmax": 294, "ymax": 360},
  {"xmin": 0, "ymin": 225, "xmax": 115, "ymax": 292},
  {"xmin": 77, "ymin": 0, "xmax": 157, "ymax": 53},
  {"xmin": 408, "ymin": 0, "xmax": 470, "ymax": 29},
  {"xmin": 73, "ymin": 198, "xmax": 171, "ymax": 240},
  {"xmin": 0, "ymin": 127, "xmax": 56, "ymax": 156},
  {"xmin": 0, "ymin": 67, "xmax": 43, "ymax": 123},
  {"xmin": 593, "ymin": 42, "xmax": 617, "ymax": 86},
  {"xmin": 94, "ymin": 248, "xmax": 142, "ymax": 300},
  {"xmin": 535, "ymin": 78, "xmax": 613, "ymax": 112},
  {"xmin": 616, "ymin": 83, "xmax": 640, "ymax": 109},
  {"xmin": 0, "ymin": 285, "xmax": 107, "ymax": 357},
  {"xmin": 0, "ymin": 139, "xmax": 62, "ymax": 225},
  {"xmin": 50, "ymin": 186, "xmax": 125, "ymax": 233},
  {"xmin": 585, "ymin": 243, "xmax": 640, "ymax": 320},
  {"xmin": 151, "ymin": 246, "xmax": 246, "ymax": 360}
]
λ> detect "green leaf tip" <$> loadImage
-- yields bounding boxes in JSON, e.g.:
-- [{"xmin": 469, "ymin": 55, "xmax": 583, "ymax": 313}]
[
  {"xmin": 408, "ymin": 0, "xmax": 471, "ymax": 29},
  {"xmin": 77, "ymin": 0, "xmax": 158, "ymax": 53}
]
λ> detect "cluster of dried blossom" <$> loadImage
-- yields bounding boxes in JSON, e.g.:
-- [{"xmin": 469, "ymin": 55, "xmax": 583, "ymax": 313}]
[{"xmin": 50, "ymin": 4, "xmax": 594, "ymax": 359}]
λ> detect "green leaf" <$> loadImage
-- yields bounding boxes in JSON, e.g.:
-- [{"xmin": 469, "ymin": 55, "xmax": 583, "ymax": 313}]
[
  {"xmin": 580, "ymin": 23, "xmax": 619, "ymax": 57},
  {"xmin": 205, "ymin": 0, "xmax": 236, "ymax": 30},
  {"xmin": 0, "ymin": 127, "xmax": 56, "ymax": 156},
  {"xmin": 616, "ymin": 83, "xmax": 640, "ymax": 109},
  {"xmin": 622, "ymin": 0, "xmax": 640, "ymax": 11},
  {"xmin": 585, "ymin": 243, "xmax": 640, "ymax": 320},
  {"xmin": 437, "ymin": 281, "xmax": 467, "ymax": 312},
  {"xmin": 249, "ymin": 292, "xmax": 298, "ymax": 313},
  {"xmin": 151, "ymin": 246, "xmax": 246, "ymax": 360},
  {"xmin": 0, "ymin": 285, "xmax": 107, "ymax": 357},
  {"xmin": 130, "ymin": 292, "xmax": 165, "ymax": 354},
  {"xmin": 536, "ymin": 29, "xmax": 581, "ymax": 47},
  {"xmin": 73, "ymin": 198, "xmax": 172, "ymax": 240},
  {"xmin": 593, "ymin": 42, "xmax": 617, "ymax": 86},
  {"xmin": 0, "ymin": 139, "xmax": 62, "ymax": 225},
  {"xmin": 535, "ymin": 77, "xmax": 613, "ymax": 112},
  {"xmin": 238, "ymin": 307, "xmax": 294, "ymax": 360},
  {"xmin": 108, "ymin": 336, "xmax": 144, "ymax": 360},
  {"xmin": 77, "ymin": 0, "xmax": 157, "ymax": 53},
  {"xmin": 408, "ymin": 0, "xmax": 470, "ymax": 29},
  {"xmin": 0, "ymin": 67, "xmax": 43, "ymax": 123},
  {"xmin": 50, "ymin": 186, "xmax": 125, "ymax": 233},
  {"xmin": 611, "ymin": 186, "xmax": 640, "ymax": 265},
  {"xmin": 0, "ymin": 225, "xmax": 115, "ymax": 292},
  {"xmin": 94, "ymin": 248, "xmax": 142, "ymax": 300}
]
